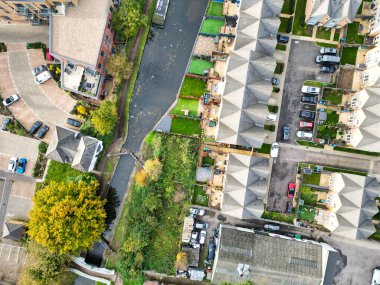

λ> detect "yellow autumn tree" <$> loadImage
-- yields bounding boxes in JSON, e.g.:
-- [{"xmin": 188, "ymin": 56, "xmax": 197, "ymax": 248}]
[
  {"xmin": 175, "ymin": 251, "xmax": 188, "ymax": 270},
  {"xmin": 28, "ymin": 179, "xmax": 106, "ymax": 255},
  {"xmin": 135, "ymin": 169, "xmax": 148, "ymax": 186},
  {"xmin": 144, "ymin": 158, "xmax": 163, "ymax": 181},
  {"xmin": 90, "ymin": 100, "xmax": 118, "ymax": 136}
]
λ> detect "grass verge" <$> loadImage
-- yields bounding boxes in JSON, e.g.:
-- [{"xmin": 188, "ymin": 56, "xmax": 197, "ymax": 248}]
[
  {"xmin": 292, "ymin": 0, "xmax": 310, "ymax": 36},
  {"xmin": 333, "ymin": 147, "xmax": 380, "ymax": 157},
  {"xmin": 262, "ymin": 210, "xmax": 295, "ymax": 224}
]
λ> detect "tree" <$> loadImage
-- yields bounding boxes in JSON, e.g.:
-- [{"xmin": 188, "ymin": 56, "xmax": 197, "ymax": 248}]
[
  {"xmin": 135, "ymin": 169, "xmax": 148, "ymax": 186},
  {"xmin": 90, "ymin": 100, "xmax": 118, "ymax": 136},
  {"xmin": 28, "ymin": 179, "xmax": 106, "ymax": 255},
  {"xmin": 144, "ymin": 158, "xmax": 163, "ymax": 181},
  {"xmin": 18, "ymin": 241, "xmax": 75, "ymax": 285},
  {"xmin": 175, "ymin": 252, "xmax": 188, "ymax": 270},
  {"xmin": 106, "ymin": 52, "xmax": 133, "ymax": 85},
  {"xmin": 112, "ymin": 1, "xmax": 148, "ymax": 41}
]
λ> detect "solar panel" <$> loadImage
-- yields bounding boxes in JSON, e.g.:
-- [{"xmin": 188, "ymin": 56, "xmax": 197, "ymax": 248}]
[
  {"xmin": 221, "ymin": 245, "xmax": 253, "ymax": 257},
  {"xmin": 289, "ymin": 257, "xmax": 318, "ymax": 268}
]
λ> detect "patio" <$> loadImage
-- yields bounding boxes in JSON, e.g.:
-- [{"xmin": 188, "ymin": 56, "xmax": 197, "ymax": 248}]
[
  {"xmin": 217, "ymin": 36, "xmax": 235, "ymax": 54},
  {"xmin": 223, "ymin": 1, "xmax": 239, "ymax": 16},
  {"xmin": 212, "ymin": 60, "xmax": 227, "ymax": 78},
  {"xmin": 194, "ymin": 35, "xmax": 218, "ymax": 56}
]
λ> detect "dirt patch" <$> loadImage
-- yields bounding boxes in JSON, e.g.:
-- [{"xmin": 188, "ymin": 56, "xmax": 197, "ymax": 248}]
[{"xmin": 173, "ymin": 191, "xmax": 186, "ymax": 203}]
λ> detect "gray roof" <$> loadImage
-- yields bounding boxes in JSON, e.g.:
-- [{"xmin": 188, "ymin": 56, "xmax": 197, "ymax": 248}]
[
  {"xmin": 221, "ymin": 154, "xmax": 269, "ymax": 219},
  {"xmin": 2, "ymin": 222, "xmax": 25, "ymax": 241},
  {"xmin": 329, "ymin": 173, "xmax": 380, "ymax": 239},
  {"xmin": 45, "ymin": 126, "xmax": 102, "ymax": 172},
  {"xmin": 216, "ymin": 0, "xmax": 282, "ymax": 148},
  {"xmin": 309, "ymin": 0, "xmax": 361, "ymax": 22},
  {"xmin": 182, "ymin": 247, "xmax": 200, "ymax": 268},
  {"xmin": 355, "ymin": 88, "xmax": 380, "ymax": 152},
  {"xmin": 211, "ymin": 225, "xmax": 338, "ymax": 285}
]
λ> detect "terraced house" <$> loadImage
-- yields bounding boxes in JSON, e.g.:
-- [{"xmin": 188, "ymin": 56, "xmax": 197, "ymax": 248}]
[{"xmin": 0, "ymin": 0, "xmax": 77, "ymax": 25}]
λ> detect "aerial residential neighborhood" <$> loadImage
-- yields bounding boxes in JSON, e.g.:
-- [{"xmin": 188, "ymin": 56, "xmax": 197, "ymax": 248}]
[{"xmin": 0, "ymin": 0, "xmax": 379, "ymax": 284}]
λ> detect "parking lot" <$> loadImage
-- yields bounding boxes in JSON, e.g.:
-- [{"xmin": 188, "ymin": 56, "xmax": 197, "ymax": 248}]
[{"xmin": 276, "ymin": 40, "xmax": 332, "ymax": 144}]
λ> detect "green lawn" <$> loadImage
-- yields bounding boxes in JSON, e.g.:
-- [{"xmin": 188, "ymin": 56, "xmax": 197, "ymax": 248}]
[
  {"xmin": 279, "ymin": 17, "xmax": 291, "ymax": 33},
  {"xmin": 334, "ymin": 147, "xmax": 380, "ymax": 157},
  {"xmin": 341, "ymin": 47, "xmax": 358, "ymax": 65},
  {"xmin": 298, "ymin": 205, "xmax": 316, "ymax": 221},
  {"xmin": 207, "ymin": 1, "xmax": 223, "ymax": 16},
  {"xmin": 322, "ymin": 88, "xmax": 344, "ymax": 105},
  {"xmin": 304, "ymin": 80, "xmax": 336, "ymax": 88},
  {"xmin": 170, "ymin": 117, "xmax": 202, "ymax": 136},
  {"xmin": 316, "ymin": 28, "xmax": 331, "ymax": 40},
  {"xmin": 171, "ymin": 98, "xmax": 199, "ymax": 117},
  {"xmin": 262, "ymin": 210, "xmax": 295, "ymax": 224},
  {"xmin": 323, "ymin": 166, "xmax": 368, "ymax": 176},
  {"xmin": 180, "ymin": 77, "xmax": 206, "ymax": 98},
  {"xmin": 192, "ymin": 186, "xmax": 209, "ymax": 207},
  {"xmin": 324, "ymin": 109, "xmax": 340, "ymax": 125},
  {"xmin": 188, "ymin": 59, "xmax": 214, "ymax": 76},
  {"xmin": 45, "ymin": 161, "xmax": 85, "ymax": 183},
  {"xmin": 300, "ymin": 186, "xmax": 318, "ymax": 206},
  {"xmin": 315, "ymin": 42, "xmax": 338, "ymax": 48},
  {"xmin": 302, "ymin": 172, "xmax": 321, "ymax": 185},
  {"xmin": 334, "ymin": 30, "xmax": 340, "ymax": 42},
  {"xmin": 281, "ymin": 0, "xmax": 294, "ymax": 14},
  {"xmin": 317, "ymin": 125, "xmax": 338, "ymax": 140},
  {"xmin": 296, "ymin": 140, "xmax": 325, "ymax": 148},
  {"xmin": 255, "ymin": 143, "xmax": 272, "ymax": 154},
  {"xmin": 200, "ymin": 19, "xmax": 224, "ymax": 35},
  {"xmin": 346, "ymin": 22, "xmax": 365, "ymax": 44},
  {"xmin": 292, "ymin": 0, "xmax": 310, "ymax": 36},
  {"xmin": 276, "ymin": 43, "xmax": 287, "ymax": 51}
]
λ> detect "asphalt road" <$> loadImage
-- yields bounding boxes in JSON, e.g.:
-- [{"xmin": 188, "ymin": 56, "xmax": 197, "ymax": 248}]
[{"xmin": 105, "ymin": 0, "xmax": 208, "ymax": 239}]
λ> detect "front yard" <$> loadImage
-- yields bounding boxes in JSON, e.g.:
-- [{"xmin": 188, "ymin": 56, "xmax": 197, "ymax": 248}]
[
  {"xmin": 188, "ymin": 59, "xmax": 214, "ymax": 76},
  {"xmin": 317, "ymin": 125, "xmax": 338, "ymax": 140},
  {"xmin": 346, "ymin": 22, "xmax": 365, "ymax": 44},
  {"xmin": 292, "ymin": 0, "xmax": 310, "ymax": 36},
  {"xmin": 322, "ymin": 88, "xmax": 344, "ymax": 105},
  {"xmin": 200, "ymin": 19, "xmax": 224, "ymax": 35},
  {"xmin": 341, "ymin": 47, "xmax": 358, "ymax": 65},
  {"xmin": 279, "ymin": 17, "xmax": 291, "ymax": 33},
  {"xmin": 316, "ymin": 28, "xmax": 331, "ymax": 40},
  {"xmin": 171, "ymin": 98, "xmax": 199, "ymax": 117},
  {"xmin": 180, "ymin": 77, "xmax": 206, "ymax": 98},
  {"xmin": 298, "ymin": 205, "xmax": 316, "ymax": 221},
  {"xmin": 302, "ymin": 172, "xmax": 321, "ymax": 185},
  {"xmin": 170, "ymin": 117, "xmax": 202, "ymax": 135}
]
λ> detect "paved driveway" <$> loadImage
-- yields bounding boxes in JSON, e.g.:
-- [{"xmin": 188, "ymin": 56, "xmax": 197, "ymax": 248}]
[
  {"xmin": 276, "ymin": 40, "xmax": 331, "ymax": 144},
  {"xmin": 267, "ymin": 144, "xmax": 372, "ymax": 212},
  {"xmin": 0, "ymin": 24, "xmax": 48, "ymax": 44}
]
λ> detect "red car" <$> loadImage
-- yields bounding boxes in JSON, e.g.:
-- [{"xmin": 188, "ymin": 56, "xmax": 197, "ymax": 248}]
[
  {"xmin": 287, "ymin": 182, "xmax": 296, "ymax": 198},
  {"xmin": 299, "ymin": 121, "xmax": 313, "ymax": 128}
]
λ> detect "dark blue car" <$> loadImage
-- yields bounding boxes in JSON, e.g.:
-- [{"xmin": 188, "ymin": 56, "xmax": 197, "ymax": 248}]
[{"xmin": 17, "ymin": 158, "xmax": 27, "ymax": 174}]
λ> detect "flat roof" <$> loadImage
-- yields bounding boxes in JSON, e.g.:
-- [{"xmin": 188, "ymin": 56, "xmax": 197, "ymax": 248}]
[{"xmin": 50, "ymin": 0, "xmax": 110, "ymax": 67}]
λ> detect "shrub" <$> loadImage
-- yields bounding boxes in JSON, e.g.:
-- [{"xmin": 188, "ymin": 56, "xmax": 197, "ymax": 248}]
[
  {"xmin": 39, "ymin": 142, "xmax": 48, "ymax": 154},
  {"xmin": 135, "ymin": 169, "xmax": 148, "ymax": 186}
]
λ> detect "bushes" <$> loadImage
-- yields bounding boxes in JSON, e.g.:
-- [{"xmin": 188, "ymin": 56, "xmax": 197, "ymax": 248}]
[
  {"xmin": 276, "ymin": 43, "xmax": 287, "ymax": 51},
  {"xmin": 274, "ymin": 62, "xmax": 284, "ymax": 74},
  {"xmin": 39, "ymin": 142, "xmax": 48, "ymax": 154},
  {"xmin": 0, "ymin": 43, "xmax": 6, "ymax": 52},
  {"xmin": 264, "ymin": 124, "xmax": 275, "ymax": 132},
  {"xmin": 268, "ymin": 105, "xmax": 279, "ymax": 113}
]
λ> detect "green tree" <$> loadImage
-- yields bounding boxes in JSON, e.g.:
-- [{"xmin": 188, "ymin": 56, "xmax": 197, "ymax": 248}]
[
  {"xmin": 90, "ymin": 100, "xmax": 118, "ymax": 136},
  {"xmin": 106, "ymin": 52, "xmax": 133, "ymax": 85},
  {"xmin": 28, "ymin": 179, "xmax": 106, "ymax": 255},
  {"xmin": 112, "ymin": 1, "xmax": 148, "ymax": 41},
  {"xmin": 18, "ymin": 241, "xmax": 75, "ymax": 285}
]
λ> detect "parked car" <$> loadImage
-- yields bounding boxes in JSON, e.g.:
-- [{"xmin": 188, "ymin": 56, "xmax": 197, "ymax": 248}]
[
  {"xmin": 271, "ymin": 77, "xmax": 280, "ymax": 86},
  {"xmin": 195, "ymin": 222, "xmax": 209, "ymax": 230},
  {"xmin": 32, "ymin": 65, "xmax": 48, "ymax": 76},
  {"xmin": 299, "ymin": 121, "xmax": 313, "ymax": 128},
  {"xmin": 267, "ymin": 113, "xmax": 277, "ymax": 122},
  {"xmin": 320, "ymin": 65, "xmax": 336, "ymax": 73},
  {"xmin": 264, "ymin": 224, "xmax": 280, "ymax": 231},
  {"xmin": 270, "ymin": 143, "xmax": 279, "ymax": 158},
  {"xmin": 35, "ymin": 71, "xmax": 52, "ymax": 84},
  {"xmin": 320, "ymin": 47, "xmax": 337, "ymax": 55},
  {"xmin": 2, "ymin": 117, "xmax": 12, "ymax": 131},
  {"xmin": 301, "ymin": 85, "xmax": 320, "ymax": 94},
  {"xmin": 372, "ymin": 268, "xmax": 380, "ymax": 285},
  {"xmin": 191, "ymin": 231, "xmax": 199, "ymax": 242},
  {"xmin": 287, "ymin": 182, "xmax": 296, "ymax": 198},
  {"xmin": 29, "ymin": 121, "xmax": 42, "ymax": 134},
  {"xmin": 301, "ymin": 95, "xmax": 318, "ymax": 104},
  {"xmin": 8, "ymin": 157, "xmax": 18, "ymax": 172},
  {"xmin": 277, "ymin": 34, "xmax": 289, "ymax": 43},
  {"xmin": 3, "ymin": 94, "xmax": 19, "ymax": 107},
  {"xmin": 315, "ymin": 55, "xmax": 340, "ymax": 64},
  {"xmin": 286, "ymin": 201, "xmax": 293, "ymax": 213},
  {"xmin": 282, "ymin": 125, "xmax": 290, "ymax": 141},
  {"xmin": 296, "ymin": 131, "xmax": 313, "ymax": 138},
  {"xmin": 66, "ymin": 118, "xmax": 82, "ymax": 128},
  {"xmin": 299, "ymin": 110, "xmax": 315, "ymax": 120},
  {"xmin": 207, "ymin": 239, "xmax": 215, "ymax": 261},
  {"xmin": 36, "ymin": 125, "xmax": 49, "ymax": 139},
  {"xmin": 17, "ymin": 158, "xmax": 27, "ymax": 174},
  {"xmin": 190, "ymin": 207, "xmax": 205, "ymax": 216},
  {"xmin": 199, "ymin": 230, "xmax": 207, "ymax": 245}
]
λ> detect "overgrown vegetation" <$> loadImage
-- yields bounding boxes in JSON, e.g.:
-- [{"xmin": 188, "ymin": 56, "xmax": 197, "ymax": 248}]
[
  {"xmin": 322, "ymin": 88, "xmax": 344, "ymax": 105},
  {"xmin": 262, "ymin": 210, "xmax": 295, "ymax": 224},
  {"xmin": 300, "ymin": 186, "xmax": 318, "ymax": 206},
  {"xmin": 6, "ymin": 119, "xmax": 30, "ymax": 137},
  {"xmin": 33, "ymin": 142, "xmax": 48, "ymax": 178},
  {"xmin": 192, "ymin": 185, "xmax": 209, "ymax": 207},
  {"xmin": 115, "ymin": 133, "xmax": 199, "ymax": 279},
  {"xmin": 106, "ymin": 52, "xmax": 134, "ymax": 85},
  {"xmin": 296, "ymin": 140, "xmax": 324, "ymax": 148}
]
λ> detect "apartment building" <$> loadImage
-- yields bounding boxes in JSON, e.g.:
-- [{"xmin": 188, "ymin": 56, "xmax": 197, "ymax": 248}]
[
  {"xmin": 0, "ymin": 0, "xmax": 77, "ymax": 25},
  {"xmin": 49, "ymin": 0, "xmax": 114, "ymax": 99},
  {"xmin": 305, "ymin": 0, "xmax": 361, "ymax": 28}
]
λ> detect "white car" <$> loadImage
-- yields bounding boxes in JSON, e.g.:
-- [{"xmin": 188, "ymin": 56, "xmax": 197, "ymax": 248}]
[
  {"xmin": 296, "ymin": 131, "xmax": 313, "ymax": 138},
  {"xmin": 270, "ymin": 143, "xmax": 279, "ymax": 158},
  {"xmin": 199, "ymin": 230, "xmax": 206, "ymax": 244},
  {"xmin": 372, "ymin": 268, "xmax": 380, "ymax": 285},
  {"xmin": 190, "ymin": 207, "xmax": 205, "ymax": 216},
  {"xmin": 32, "ymin": 65, "xmax": 48, "ymax": 76},
  {"xmin": 301, "ymin": 85, "xmax": 320, "ymax": 95},
  {"xmin": 8, "ymin": 157, "xmax": 18, "ymax": 172},
  {"xmin": 35, "ymin": 70, "xmax": 52, "ymax": 84},
  {"xmin": 3, "ymin": 94, "xmax": 19, "ymax": 107}
]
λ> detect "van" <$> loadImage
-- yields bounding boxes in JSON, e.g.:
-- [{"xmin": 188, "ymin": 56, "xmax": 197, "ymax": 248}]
[
  {"xmin": 264, "ymin": 224, "xmax": 280, "ymax": 231},
  {"xmin": 195, "ymin": 222, "xmax": 209, "ymax": 229},
  {"xmin": 267, "ymin": 113, "xmax": 277, "ymax": 122},
  {"xmin": 35, "ymin": 71, "xmax": 52, "ymax": 84}
]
